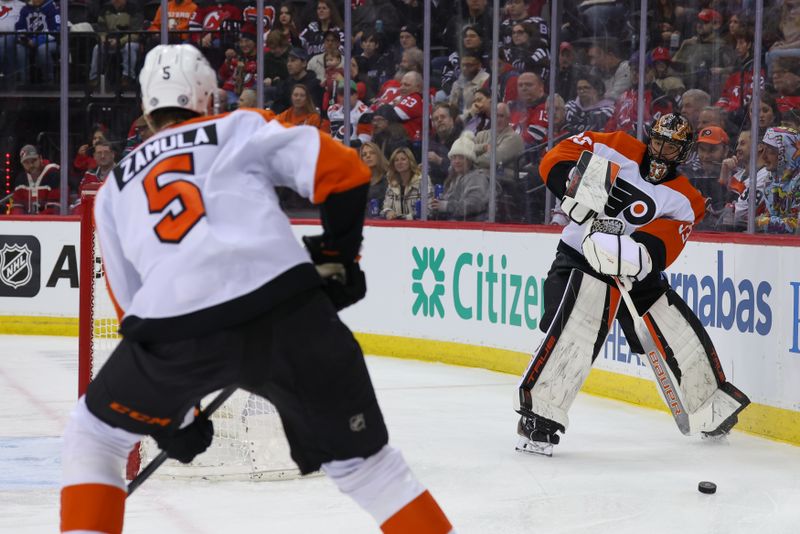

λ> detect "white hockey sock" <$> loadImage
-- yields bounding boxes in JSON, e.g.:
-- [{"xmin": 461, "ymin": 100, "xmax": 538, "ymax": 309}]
[
  {"xmin": 323, "ymin": 445, "xmax": 425, "ymax": 524},
  {"xmin": 62, "ymin": 397, "xmax": 142, "ymax": 489},
  {"xmin": 61, "ymin": 397, "xmax": 143, "ymax": 534}
]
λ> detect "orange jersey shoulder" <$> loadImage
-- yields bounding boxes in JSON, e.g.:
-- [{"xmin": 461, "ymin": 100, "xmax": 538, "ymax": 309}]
[{"xmin": 539, "ymin": 131, "xmax": 646, "ymax": 184}]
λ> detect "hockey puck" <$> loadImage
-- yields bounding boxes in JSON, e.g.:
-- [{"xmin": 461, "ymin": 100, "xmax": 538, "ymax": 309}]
[{"xmin": 698, "ymin": 481, "xmax": 717, "ymax": 494}]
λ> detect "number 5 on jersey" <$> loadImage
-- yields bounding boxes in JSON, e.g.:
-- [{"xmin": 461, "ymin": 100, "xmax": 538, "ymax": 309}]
[{"xmin": 143, "ymin": 153, "xmax": 206, "ymax": 243}]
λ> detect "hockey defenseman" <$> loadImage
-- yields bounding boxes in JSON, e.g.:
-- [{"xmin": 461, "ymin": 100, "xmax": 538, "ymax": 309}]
[
  {"xmin": 515, "ymin": 113, "xmax": 751, "ymax": 456},
  {"xmin": 60, "ymin": 45, "xmax": 453, "ymax": 534}
]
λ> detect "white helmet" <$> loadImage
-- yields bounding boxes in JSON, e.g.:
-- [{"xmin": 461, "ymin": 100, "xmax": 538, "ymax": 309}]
[{"xmin": 139, "ymin": 44, "xmax": 217, "ymax": 116}]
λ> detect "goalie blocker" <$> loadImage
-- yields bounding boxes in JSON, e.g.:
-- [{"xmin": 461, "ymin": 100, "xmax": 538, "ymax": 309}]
[{"xmin": 516, "ymin": 254, "xmax": 750, "ymax": 449}]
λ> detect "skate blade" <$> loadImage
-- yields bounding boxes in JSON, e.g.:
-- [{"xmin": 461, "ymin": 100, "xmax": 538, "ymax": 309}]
[
  {"xmin": 515, "ymin": 436, "xmax": 553, "ymax": 457},
  {"xmin": 700, "ymin": 432, "xmax": 730, "ymax": 444}
]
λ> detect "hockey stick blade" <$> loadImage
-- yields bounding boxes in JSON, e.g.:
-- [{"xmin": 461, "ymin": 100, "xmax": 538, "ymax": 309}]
[
  {"xmin": 127, "ymin": 385, "xmax": 239, "ymax": 496},
  {"xmin": 612, "ymin": 277, "xmax": 692, "ymax": 435}
]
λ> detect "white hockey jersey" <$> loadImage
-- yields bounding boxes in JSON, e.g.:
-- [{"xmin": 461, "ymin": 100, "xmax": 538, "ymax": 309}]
[
  {"xmin": 540, "ymin": 131, "xmax": 706, "ymax": 269},
  {"xmin": 94, "ymin": 108, "xmax": 369, "ymax": 341}
]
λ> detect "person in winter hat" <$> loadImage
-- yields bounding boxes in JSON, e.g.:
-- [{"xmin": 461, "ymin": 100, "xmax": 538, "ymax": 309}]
[
  {"xmin": 448, "ymin": 129, "xmax": 477, "ymax": 162},
  {"xmin": 430, "ymin": 131, "xmax": 492, "ymax": 221}
]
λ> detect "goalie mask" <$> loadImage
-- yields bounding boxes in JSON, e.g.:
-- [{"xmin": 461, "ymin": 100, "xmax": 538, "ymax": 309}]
[
  {"xmin": 645, "ymin": 113, "xmax": 694, "ymax": 183},
  {"xmin": 139, "ymin": 44, "xmax": 218, "ymax": 117}
]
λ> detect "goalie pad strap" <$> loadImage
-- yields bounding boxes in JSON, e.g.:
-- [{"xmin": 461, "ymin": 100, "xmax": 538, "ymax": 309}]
[{"xmin": 517, "ymin": 269, "xmax": 620, "ymax": 429}]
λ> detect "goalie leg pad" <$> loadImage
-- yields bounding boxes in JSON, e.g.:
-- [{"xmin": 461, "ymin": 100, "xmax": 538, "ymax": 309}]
[
  {"xmin": 642, "ymin": 290, "xmax": 751, "ymax": 433},
  {"xmin": 516, "ymin": 269, "xmax": 621, "ymax": 430}
]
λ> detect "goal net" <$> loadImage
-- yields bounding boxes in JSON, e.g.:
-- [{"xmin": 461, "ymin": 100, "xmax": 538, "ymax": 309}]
[{"xmin": 77, "ymin": 188, "xmax": 303, "ymax": 481}]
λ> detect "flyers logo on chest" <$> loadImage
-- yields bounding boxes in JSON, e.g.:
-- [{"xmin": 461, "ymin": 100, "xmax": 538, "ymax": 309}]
[{"xmin": 604, "ymin": 178, "xmax": 657, "ymax": 225}]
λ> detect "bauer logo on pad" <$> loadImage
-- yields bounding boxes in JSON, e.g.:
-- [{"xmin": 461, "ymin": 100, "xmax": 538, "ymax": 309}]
[{"xmin": 565, "ymin": 151, "xmax": 621, "ymax": 214}]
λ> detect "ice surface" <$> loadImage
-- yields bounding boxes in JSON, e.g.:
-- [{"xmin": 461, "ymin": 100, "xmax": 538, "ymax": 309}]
[{"xmin": 1, "ymin": 335, "xmax": 798, "ymax": 533}]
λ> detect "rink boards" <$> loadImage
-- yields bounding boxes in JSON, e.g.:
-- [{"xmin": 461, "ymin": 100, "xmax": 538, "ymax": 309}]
[{"xmin": 1, "ymin": 217, "xmax": 799, "ymax": 444}]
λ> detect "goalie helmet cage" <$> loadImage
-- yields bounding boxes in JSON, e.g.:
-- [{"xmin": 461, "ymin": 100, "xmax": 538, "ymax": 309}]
[{"xmin": 77, "ymin": 188, "xmax": 304, "ymax": 482}]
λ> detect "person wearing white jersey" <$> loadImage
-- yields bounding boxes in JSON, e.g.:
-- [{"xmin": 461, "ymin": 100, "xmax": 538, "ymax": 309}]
[
  {"xmin": 514, "ymin": 113, "xmax": 750, "ymax": 456},
  {"xmin": 60, "ymin": 44, "xmax": 453, "ymax": 534}
]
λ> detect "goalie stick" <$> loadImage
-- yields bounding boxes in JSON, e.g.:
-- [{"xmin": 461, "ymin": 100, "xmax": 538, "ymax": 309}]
[
  {"xmin": 127, "ymin": 385, "xmax": 239, "ymax": 496},
  {"xmin": 613, "ymin": 273, "xmax": 692, "ymax": 434},
  {"xmin": 593, "ymin": 218, "xmax": 692, "ymax": 435}
]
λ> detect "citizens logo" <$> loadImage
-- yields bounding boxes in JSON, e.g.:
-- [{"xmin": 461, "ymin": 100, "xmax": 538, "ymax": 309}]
[
  {"xmin": 410, "ymin": 246, "xmax": 545, "ymax": 328},
  {"xmin": 0, "ymin": 235, "xmax": 41, "ymax": 297},
  {"xmin": 411, "ymin": 247, "xmax": 446, "ymax": 318}
]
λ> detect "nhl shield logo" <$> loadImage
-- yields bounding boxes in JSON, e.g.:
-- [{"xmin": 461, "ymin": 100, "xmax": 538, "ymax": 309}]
[{"xmin": 0, "ymin": 243, "xmax": 33, "ymax": 289}]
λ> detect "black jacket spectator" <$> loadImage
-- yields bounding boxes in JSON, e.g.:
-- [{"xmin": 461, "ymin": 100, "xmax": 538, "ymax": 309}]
[
  {"xmin": 442, "ymin": 0, "xmax": 492, "ymax": 53},
  {"xmin": 428, "ymin": 103, "xmax": 464, "ymax": 184},
  {"xmin": 359, "ymin": 33, "xmax": 394, "ymax": 94},
  {"xmin": 270, "ymin": 48, "xmax": 324, "ymax": 113},
  {"xmin": 352, "ymin": 0, "xmax": 400, "ymax": 41},
  {"xmin": 369, "ymin": 105, "xmax": 410, "ymax": 160}
]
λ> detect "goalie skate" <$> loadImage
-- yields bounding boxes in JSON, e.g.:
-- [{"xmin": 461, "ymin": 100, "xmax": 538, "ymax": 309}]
[
  {"xmin": 514, "ymin": 416, "xmax": 561, "ymax": 457},
  {"xmin": 515, "ymin": 436, "xmax": 554, "ymax": 457},
  {"xmin": 700, "ymin": 414, "xmax": 738, "ymax": 443}
]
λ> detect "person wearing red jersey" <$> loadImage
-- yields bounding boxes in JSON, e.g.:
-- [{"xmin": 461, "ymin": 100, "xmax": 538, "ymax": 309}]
[
  {"xmin": 69, "ymin": 140, "xmax": 118, "ymax": 215},
  {"xmin": 188, "ymin": 1, "xmax": 241, "ymax": 48},
  {"xmin": 514, "ymin": 113, "xmax": 750, "ymax": 456},
  {"xmin": 605, "ymin": 52, "xmax": 674, "ymax": 136},
  {"xmin": 770, "ymin": 56, "xmax": 800, "ymax": 114},
  {"xmin": 59, "ymin": 44, "xmax": 454, "ymax": 534},
  {"xmin": 7, "ymin": 145, "xmax": 60, "ymax": 215},
  {"xmin": 242, "ymin": 3, "xmax": 275, "ymax": 29},
  {"xmin": 218, "ymin": 22, "xmax": 259, "ymax": 105},
  {"xmin": 713, "ymin": 28, "xmax": 764, "ymax": 123},
  {"xmin": 507, "ymin": 71, "xmax": 548, "ymax": 148},
  {"xmin": 81, "ymin": 140, "xmax": 116, "ymax": 187},
  {"xmin": 391, "ymin": 71, "xmax": 424, "ymax": 141}
]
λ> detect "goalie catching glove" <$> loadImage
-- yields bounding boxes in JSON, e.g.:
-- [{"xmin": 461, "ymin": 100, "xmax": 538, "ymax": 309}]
[
  {"xmin": 581, "ymin": 218, "xmax": 652, "ymax": 290},
  {"xmin": 153, "ymin": 410, "xmax": 214, "ymax": 464},
  {"xmin": 303, "ymin": 234, "xmax": 367, "ymax": 311}
]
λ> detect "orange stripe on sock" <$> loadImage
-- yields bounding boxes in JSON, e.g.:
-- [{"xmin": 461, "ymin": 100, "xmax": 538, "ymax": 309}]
[
  {"xmin": 381, "ymin": 490, "xmax": 452, "ymax": 534},
  {"xmin": 61, "ymin": 483, "xmax": 126, "ymax": 534}
]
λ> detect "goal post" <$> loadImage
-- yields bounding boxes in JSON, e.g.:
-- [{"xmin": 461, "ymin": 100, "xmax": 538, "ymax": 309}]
[
  {"xmin": 77, "ymin": 187, "xmax": 305, "ymax": 482},
  {"xmin": 77, "ymin": 188, "xmax": 97, "ymax": 398}
]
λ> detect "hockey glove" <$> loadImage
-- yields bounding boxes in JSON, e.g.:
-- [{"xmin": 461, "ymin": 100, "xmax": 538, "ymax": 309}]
[
  {"xmin": 581, "ymin": 218, "xmax": 652, "ymax": 290},
  {"xmin": 561, "ymin": 168, "xmax": 597, "ymax": 224},
  {"xmin": 561, "ymin": 152, "xmax": 620, "ymax": 225},
  {"xmin": 303, "ymin": 234, "xmax": 367, "ymax": 311},
  {"xmin": 153, "ymin": 412, "xmax": 214, "ymax": 464}
]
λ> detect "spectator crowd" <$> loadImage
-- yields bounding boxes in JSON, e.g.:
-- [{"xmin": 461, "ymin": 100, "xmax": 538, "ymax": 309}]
[{"xmin": 1, "ymin": 0, "xmax": 799, "ymax": 233}]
